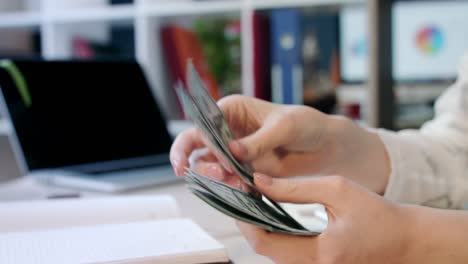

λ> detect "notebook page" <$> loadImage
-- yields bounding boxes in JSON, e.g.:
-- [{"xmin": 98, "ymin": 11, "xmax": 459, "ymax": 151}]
[
  {"xmin": 0, "ymin": 195, "xmax": 180, "ymax": 232},
  {"xmin": 0, "ymin": 219, "xmax": 228, "ymax": 264}
]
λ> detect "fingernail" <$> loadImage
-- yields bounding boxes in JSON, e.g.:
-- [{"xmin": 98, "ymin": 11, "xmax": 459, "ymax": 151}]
[
  {"xmin": 254, "ymin": 173, "xmax": 273, "ymax": 186},
  {"xmin": 171, "ymin": 159, "xmax": 180, "ymax": 175},
  {"xmin": 220, "ymin": 159, "xmax": 234, "ymax": 174}
]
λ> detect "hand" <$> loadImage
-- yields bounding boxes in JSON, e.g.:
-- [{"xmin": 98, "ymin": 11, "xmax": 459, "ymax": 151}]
[
  {"xmin": 237, "ymin": 174, "xmax": 411, "ymax": 264},
  {"xmin": 170, "ymin": 95, "xmax": 390, "ymax": 193},
  {"xmin": 170, "ymin": 95, "xmax": 329, "ymax": 187}
]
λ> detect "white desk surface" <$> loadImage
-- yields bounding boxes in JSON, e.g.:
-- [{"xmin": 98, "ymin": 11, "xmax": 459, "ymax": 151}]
[{"xmin": 0, "ymin": 177, "xmax": 273, "ymax": 264}]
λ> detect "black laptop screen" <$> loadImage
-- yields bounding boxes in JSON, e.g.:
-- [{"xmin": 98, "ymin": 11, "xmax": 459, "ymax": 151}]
[{"xmin": 0, "ymin": 60, "xmax": 173, "ymax": 171}]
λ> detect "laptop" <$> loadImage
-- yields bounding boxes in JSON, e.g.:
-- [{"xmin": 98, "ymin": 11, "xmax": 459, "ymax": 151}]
[{"xmin": 0, "ymin": 59, "xmax": 179, "ymax": 193}]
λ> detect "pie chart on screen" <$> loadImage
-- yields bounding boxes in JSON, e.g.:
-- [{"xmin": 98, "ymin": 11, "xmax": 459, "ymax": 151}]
[{"xmin": 415, "ymin": 25, "xmax": 444, "ymax": 56}]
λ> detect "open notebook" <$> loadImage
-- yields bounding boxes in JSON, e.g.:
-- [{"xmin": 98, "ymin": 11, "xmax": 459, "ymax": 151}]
[{"xmin": 0, "ymin": 196, "xmax": 229, "ymax": 264}]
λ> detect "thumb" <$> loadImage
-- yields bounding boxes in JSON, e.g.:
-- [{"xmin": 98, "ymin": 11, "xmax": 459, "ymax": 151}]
[
  {"xmin": 230, "ymin": 119, "xmax": 291, "ymax": 162},
  {"xmin": 253, "ymin": 173, "xmax": 349, "ymax": 209}
]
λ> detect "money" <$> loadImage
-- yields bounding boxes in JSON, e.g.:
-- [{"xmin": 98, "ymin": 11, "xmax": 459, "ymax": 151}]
[{"xmin": 177, "ymin": 60, "xmax": 320, "ymax": 236}]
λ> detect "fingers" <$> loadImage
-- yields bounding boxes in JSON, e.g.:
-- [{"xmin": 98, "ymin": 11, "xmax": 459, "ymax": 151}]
[
  {"xmin": 170, "ymin": 128, "xmax": 204, "ymax": 176},
  {"xmin": 253, "ymin": 174, "xmax": 354, "ymax": 209},
  {"xmin": 188, "ymin": 148, "xmax": 217, "ymax": 163},
  {"xmin": 192, "ymin": 162, "xmax": 226, "ymax": 181},
  {"xmin": 229, "ymin": 116, "xmax": 292, "ymax": 162},
  {"xmin": 217, "ymin": 95, "xmax": 256, "ymax": 131},
  {"xmin": 237, "ymin": 221, "xmax": 288, "ymax": 256},
  {"xmin": 218, "ymin": 95, "xmax": 289, "ymax": 162},
  {"xmin": 236, "ymin": 221, "xmax": 281, "ymax": 256},
  {"xmin": 224, "ymin": 175, "xmax": 245, "ymax": 190},
  {"xmin": 236, "ymin": 221, "xmax": 315, "ymax": 262},
  {"xmin": 170, "ymin": 95, "xmax": 251, "ymax": 176}
]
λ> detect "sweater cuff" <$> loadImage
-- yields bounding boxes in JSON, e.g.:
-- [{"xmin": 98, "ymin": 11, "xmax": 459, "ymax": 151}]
[{"xmin": 372, "ymin": 129, "xmax": 404, "ymax": 202}]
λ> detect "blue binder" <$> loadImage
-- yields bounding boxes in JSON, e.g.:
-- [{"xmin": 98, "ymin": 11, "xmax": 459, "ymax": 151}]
[{"xmin": 270, "ymin": 9, "xmax": 302, "ymax": 104}]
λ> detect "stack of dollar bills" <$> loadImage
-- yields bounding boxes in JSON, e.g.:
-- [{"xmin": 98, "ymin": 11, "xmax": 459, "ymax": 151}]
[{"xmin": 177, "ymin": 61, "xmax": 320, "ymax": 236}]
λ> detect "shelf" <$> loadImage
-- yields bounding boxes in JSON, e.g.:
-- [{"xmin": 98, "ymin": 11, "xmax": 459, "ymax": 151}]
[
  {"xmin": 0, "ymin": 0, "xmax": 385, "ymax": 126},
  {"xmin": 47, "ymin": 4, "xmax": 135, "ymax": 24},
  {"xmin": 252, "ymin": 0, "xmax": 364, "ymax": 10},
  {"xmin": 0, "ymin": 11, "xmax": 41, "ymax": 28},
  {"xmin": 337, "ymin": 84, "xmax": 447, "ymax": 105},
  {"xmin": 144, "ymin": 0, "xmax": 241, "ymax": 17}
]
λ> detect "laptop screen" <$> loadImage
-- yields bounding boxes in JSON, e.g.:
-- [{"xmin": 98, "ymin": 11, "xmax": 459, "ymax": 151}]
[{"xmin": 0, "ymin": 60, "xmax": 173, "ymax": 172}]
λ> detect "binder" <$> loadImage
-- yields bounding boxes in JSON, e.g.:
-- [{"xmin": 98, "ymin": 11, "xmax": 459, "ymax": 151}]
[
  {"xmin": 270, "ymin": 9, "xmax": 303, "ymax": 104},
  {"xmin": 253, "ymin": 12, "xmax": 271, "ymax": 101},
  {"xmin": 161, "ymin": 24, "xmax": 221, "ymax": 118}
]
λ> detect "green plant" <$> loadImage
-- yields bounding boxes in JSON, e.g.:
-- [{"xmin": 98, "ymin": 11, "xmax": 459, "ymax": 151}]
[{"xmin": 194, "ymin": 17, "xmax": 241, "ymax": 95}]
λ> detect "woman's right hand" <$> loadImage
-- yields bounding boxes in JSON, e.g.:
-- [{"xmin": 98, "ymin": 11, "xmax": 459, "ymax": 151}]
[{"xmin": 170, "ymin": 95, "xmax": 391, "ymax": 194}]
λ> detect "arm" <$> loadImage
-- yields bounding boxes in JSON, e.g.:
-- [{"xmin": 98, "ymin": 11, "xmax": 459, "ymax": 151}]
[
  {"xmin": 376, "ymin": 53, "xmax": 468, "ymax": 208},
  {"xmin": 170, "ymin": 53, "xmax": 468, "ymax": 208},
  {"xmin": 403, "ymin": 204, "xmax": 468, "ymax": 263}
]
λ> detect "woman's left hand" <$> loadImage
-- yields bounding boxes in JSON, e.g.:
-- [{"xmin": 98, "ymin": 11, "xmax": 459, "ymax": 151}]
[{"xmin": 237, "ymin": 174, "xmax": 412, "ymax": 264}]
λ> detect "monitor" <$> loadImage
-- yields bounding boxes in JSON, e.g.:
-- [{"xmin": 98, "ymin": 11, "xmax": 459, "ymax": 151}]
[
  {"xmin": 393, "ymin": 0, "xmax": 468, "ymax": 81},
  {"xmin": 339, "ymin": 1, "xmax": 468, "ymax": 83},
  {"xmin": 0, "ymin": 60, "xmax": 173, "ymax": 174},
  {"xmin": 339, "ymin": 6, "xmax": 368, "ymax": 83}
]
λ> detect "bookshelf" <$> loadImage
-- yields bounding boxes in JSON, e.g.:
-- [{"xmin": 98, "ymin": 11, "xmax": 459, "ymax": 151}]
[
  {"xmin": 145, "ymin": 1, "xmax": 242, "ymax": 16},
  {"xmin": 0, "ymin": 0, "xmax": 390, "ymax": 126},
  {"xmin": 252, "ymin": 0, "xmax": 361, "ymax": 10},
  {"xmin": 46, "ymin": 4, "xmax": 135, "ymax": 24},
  {"xmin": 0, "ymin": 11, "xmax": 41, "ymax": 28}
]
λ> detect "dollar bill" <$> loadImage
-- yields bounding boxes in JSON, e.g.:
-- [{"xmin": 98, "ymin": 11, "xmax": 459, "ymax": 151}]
[
  {"xmin": 186, "ymin": 169, "xmax": 319, "ymax": 235},
  {"xmin": 177, "ymin": 84, "xmax": 254, "ymax": 186}
]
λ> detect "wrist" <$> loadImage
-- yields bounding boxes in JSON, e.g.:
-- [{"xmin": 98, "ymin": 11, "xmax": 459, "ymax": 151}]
[
  {"xmin": 398, "ymin": 204, "xmax": 468, "ymax": 264},
  {"xmin": 398, "ymin": 205, "xmax": 449, "ymax": 264},
  {"xmin": 394, "ymin": 204, "xmax": 421, "ymax": 264},
  {"xmin": 362, "ymin": 129, "xmax": 391, "ymax": 194},
  {"xmin": 326, "ymin": 115, "xmax": 391, "ymax": 194}
]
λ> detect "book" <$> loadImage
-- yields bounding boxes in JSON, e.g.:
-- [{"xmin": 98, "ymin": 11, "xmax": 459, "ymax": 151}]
[
  {"xmin": 270, "ymin": 9, "xmax": 303, "ymax": 105},
  {"xmin": 0, "ymin": 196, "xmax": 229, "ymax": 264},
  {"xmin": 0, "ymin": 30, "xmax": 40, "ymax": 59},
  {"xmin": 72, "ymin": 26, "xmax": 135, "ymax": 60},
  {"xmin": 253, "ymin": 11, "xmax": 271, "ymax": 101},
  {"xmin": 300, "ymin": 11, "xmax": 339, "ymax": 113},
  {"xmin": 171, "ymin": 24, "xmax": 221, "ymax": 100},
  {"xmin": 161, "ymin": 25, "xmax": 186, "ymax": 119},
  {"xmin": 161, "ymin": 24, "xmax": 222, "ymax": 119}
]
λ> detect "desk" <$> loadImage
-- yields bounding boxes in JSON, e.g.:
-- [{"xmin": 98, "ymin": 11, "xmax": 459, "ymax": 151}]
[{"xmin": 0, "ymin": 177, "xmax": 273, "ymax": 264}]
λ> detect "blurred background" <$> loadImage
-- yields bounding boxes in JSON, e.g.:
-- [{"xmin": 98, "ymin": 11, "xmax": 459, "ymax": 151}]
[{"xmin": 0, "ymin": 0, "xmax": 466, "ymax": 182}]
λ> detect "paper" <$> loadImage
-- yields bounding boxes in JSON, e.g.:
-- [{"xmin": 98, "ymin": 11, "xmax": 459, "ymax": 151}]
[{"xmin": 0, "ymin": 219, "xmax": 228, "ymax": 264}]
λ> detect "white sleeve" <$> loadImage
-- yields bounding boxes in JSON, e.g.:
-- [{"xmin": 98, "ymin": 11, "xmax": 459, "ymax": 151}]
[{"xmin": 377, "ymin": 52, "xmax": 468, "ymax": 209}]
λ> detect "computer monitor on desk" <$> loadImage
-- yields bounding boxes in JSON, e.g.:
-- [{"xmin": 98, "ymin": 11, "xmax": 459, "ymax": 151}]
[
  {"xmin": 340, "ymin": 0, "xmax": 468, "ymax": 83},
  {"xmin": 0, "ymin": 59, "xmax": 178, "ymax": 192}
]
